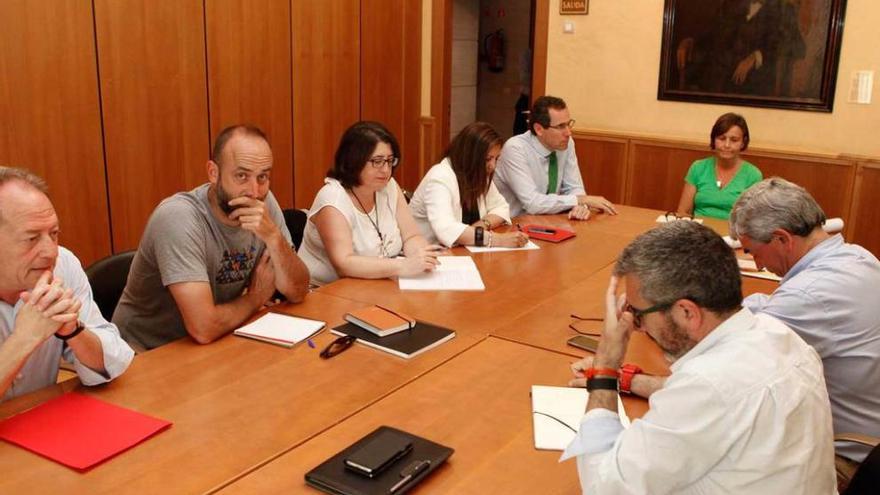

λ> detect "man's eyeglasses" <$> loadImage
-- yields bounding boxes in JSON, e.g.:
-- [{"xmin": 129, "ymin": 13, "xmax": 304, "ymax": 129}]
[
  {"xmin": 367, "ymin": 156, "xmax": 399, "ymax": 169},
  {"xmin": 664, "ymin": 211, "xmax": 695, "ymax": 222},
  {"xmin": 319, "ymin": 335, "xmax": 356, "ymax": 359},
  {"xmin": 624, "ymin": 302, "xmax": 673, "ymax": 328},
  {"xmin": 546, "ymin": 119, "xmax": 576, "ymax": 131}
]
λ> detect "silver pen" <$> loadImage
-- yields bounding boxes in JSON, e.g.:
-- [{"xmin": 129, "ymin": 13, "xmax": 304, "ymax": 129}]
[{"xmin": 388, "ymin": 459, "xmax": 431, "ymax": 493}]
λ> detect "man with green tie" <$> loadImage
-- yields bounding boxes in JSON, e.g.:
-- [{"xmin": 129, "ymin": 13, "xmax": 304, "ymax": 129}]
[{"xmin": 494, "ymin": 95, "xmax": 616, "ymax": 220}]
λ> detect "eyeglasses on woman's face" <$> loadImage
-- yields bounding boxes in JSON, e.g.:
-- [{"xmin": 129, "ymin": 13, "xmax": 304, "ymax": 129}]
[{"xmin": 367, "ymin": 156, "xmax": 399, "ymax": 169}]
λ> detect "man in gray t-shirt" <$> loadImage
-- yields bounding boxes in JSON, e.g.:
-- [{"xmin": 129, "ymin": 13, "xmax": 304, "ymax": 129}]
[{"xmin": 113, "ymin": 125, "xmax": 310, "ymax": 350}]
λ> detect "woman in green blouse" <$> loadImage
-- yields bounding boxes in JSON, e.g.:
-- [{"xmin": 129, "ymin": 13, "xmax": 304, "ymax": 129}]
[{"xmin": 675, "ymin": 113, "xmax": 762, "ymax": 219}]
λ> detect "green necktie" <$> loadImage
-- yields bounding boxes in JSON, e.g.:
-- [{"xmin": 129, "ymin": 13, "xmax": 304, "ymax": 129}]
[{"xmin": 546, "ymin": 152, "xmax": 558, "ymax": 194}]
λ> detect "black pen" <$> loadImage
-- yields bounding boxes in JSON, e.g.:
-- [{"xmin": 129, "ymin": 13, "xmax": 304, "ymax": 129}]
[
  {"xmin": 528, "ymin": 227, "xmax": 556, "ymax": 235},
  {"xmin": 389, "ymin": 460, "xmax": 431, "ymax": 493}
]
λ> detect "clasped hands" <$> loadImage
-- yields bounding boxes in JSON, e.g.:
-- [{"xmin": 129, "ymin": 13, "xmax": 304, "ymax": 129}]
[{"xmin": 16, "ymin": 271, "xmax": 81, "ymax": 342}]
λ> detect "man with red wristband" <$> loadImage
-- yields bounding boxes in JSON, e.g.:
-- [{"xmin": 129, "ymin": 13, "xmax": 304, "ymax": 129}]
[{"xmin": 561, "ymin": 221, "xmax": 835, "ymax": 494}]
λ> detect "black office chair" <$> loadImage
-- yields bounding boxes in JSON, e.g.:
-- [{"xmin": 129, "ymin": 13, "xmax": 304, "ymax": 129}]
[
  {"xmin": 283, "ymin": 208, "xmax": 308, "ymax": 250},
  {"xmin": 85, "ymin": 250, "xmax": 135, "ymax": 321},
  {"xmin": 839, "ymin": 434, "xmax": 880, "ymax": 495}
]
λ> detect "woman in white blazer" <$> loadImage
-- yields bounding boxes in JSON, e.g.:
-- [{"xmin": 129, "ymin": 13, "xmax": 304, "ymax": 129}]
[{"xmin": 410, "ymin": 122, "xmax": 529, "ymax": 248}]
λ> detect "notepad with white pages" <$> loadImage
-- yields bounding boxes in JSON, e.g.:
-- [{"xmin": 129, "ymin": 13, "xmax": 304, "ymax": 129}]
[
  {"xmin": 465, "ymin": 240, "xmax": 540, "ymax": 253},
  {"xmin": 531, "ymin": 385, "xmax": 631, "ymax": 451},
  {"xmin": 398, "ymin": 256, "xmax": 485, "ymax": 291},
  {"xmin": 233, "ymin": 312, "xmax": 325, "ymax": 348}
]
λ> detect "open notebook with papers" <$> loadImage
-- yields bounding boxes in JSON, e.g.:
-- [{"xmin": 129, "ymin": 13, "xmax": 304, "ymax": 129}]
[{"xmin": 531, "ymin": 385, "xmax": 630, "ymax": 451}]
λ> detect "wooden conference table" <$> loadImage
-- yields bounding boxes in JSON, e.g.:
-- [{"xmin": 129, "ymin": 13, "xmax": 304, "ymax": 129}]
[{"xmin": 0, "ymin": 205, "xmax": 778, "ymax": 494}]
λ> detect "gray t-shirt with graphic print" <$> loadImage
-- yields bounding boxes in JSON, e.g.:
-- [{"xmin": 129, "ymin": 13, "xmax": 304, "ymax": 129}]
[{"xmin": 113, "ymin": 183, "xmax": 291, "ymax": 351}]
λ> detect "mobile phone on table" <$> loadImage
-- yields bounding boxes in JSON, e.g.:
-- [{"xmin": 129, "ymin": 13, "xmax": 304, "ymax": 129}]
[
  {"xmin": 344, "ymin": 433, "xmax": 413, "ymax": 478},
  {"xmin": 567, "ymin": 335, "xmax": 599, "ymax": 353}
]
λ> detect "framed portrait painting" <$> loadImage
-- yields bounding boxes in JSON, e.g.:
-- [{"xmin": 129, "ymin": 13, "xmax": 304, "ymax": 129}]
[{"xmin": 658, "ymin": 0, "xmax": 848, "ymax": 112}]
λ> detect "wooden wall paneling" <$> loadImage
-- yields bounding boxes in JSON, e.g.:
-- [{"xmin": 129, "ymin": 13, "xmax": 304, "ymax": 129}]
[
  {"xmin": 431, "ymin": 0, "xmax": 453, "ymax": 148},
  {"xmin": 419, "ymin": 116, "xmax": 437, "ymax": 180},
  {"xmin": 0, "ymin": 0, "xmax": 111, "ymax": 265},
  {"xmin": 361, "ymin": 0, "xmax": 423, "ymax": 193},
  {"xmin": 743, "ymin": 151, "xmax": 855, "ymax": 221},
  {"xmin": 402, "ymin": 2, "xmax": 424, "ymax": 191},
  {"xmin": 361, "ymin": 0, "xmax": 404, "ymax": 143},
  {"xmin": 531, "ymin": 0, "xmax": 549, "ymax": 101},
  {"xmin": 205, "ymin": 0, "xmax": 293, "ymax": 207},
  {"xmin": 292, "ymin": 0, "xmax": 360, "ymax": 209},
  {"xmin": 626, "ymin": 141, "xmax": 706, "ymax": 211},
  {"xmin": 95, "ymin": 0, "xmax": 210, "ymax": 252},
  {"xmin": 572, "ymin": 133, "xmax": 628, "ymax": 204},
  {"xmin": 847, "ymin": 161, "xmax": 880, "ymax": 258}
]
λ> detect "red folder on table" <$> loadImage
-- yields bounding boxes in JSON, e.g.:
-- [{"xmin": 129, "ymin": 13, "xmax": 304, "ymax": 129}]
[
  {"xmin": 0, "ymin": 392, "xmax": 172, "ymax": 471},
  {"xmin": 521, "ymin": 224, "xmax": 576, "ymax": 243}
]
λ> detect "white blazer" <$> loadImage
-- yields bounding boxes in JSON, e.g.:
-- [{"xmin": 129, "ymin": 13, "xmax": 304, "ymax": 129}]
[{"xmin": 409, "ymin": 158, "xmax": 511, "ymax": 246}]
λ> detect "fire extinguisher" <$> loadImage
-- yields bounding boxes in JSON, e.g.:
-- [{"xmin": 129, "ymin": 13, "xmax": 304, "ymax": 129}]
[{"xmin": 484, "ymin": 29, "xmax": 506, "ymax": 73}]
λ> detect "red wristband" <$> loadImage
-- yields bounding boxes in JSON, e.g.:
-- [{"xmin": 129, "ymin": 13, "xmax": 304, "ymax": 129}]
[
  {"xmin": 584, "ymin": 367, "xmax": 620, "ymax": 379},
  {"xmin": 619, "ymin": 363, "xmax": 643, "ymax": 394}
]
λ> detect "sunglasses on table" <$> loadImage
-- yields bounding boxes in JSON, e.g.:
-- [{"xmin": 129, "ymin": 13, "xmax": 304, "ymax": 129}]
[{"xmin": 319, "ymin": 335, "xmax": 356, "ymax": 359}]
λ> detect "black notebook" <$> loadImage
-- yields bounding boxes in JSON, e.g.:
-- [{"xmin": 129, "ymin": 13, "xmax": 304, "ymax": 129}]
[
  {"xmin": 330, "ymin": 321, "xmax": 455, "ymax": 359},
  {"xmin": 305, "ymin": 426, "xmax": 454, "ymax": 495}
]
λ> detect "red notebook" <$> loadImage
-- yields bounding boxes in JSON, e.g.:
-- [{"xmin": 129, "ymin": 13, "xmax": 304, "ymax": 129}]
[
  {"xmin": 0, "ymin": 392, "xmax": 172, "ymax": 471},
  {"xmin": 520, "ymin": 224, "xmax": 576, "ymax": 243}
]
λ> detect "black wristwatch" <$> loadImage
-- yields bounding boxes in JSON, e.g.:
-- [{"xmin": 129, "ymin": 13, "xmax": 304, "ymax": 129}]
[
  {"xmin": 475, "ymin": 226, "xmax": 485, "ymax": 247},
  {"xmin": 586, "ymin": 377, "xmax": 619, "ymax": 392},
  {"xmin": 55, "ymin": 320, "xmax": 86, "ymax": 341}
]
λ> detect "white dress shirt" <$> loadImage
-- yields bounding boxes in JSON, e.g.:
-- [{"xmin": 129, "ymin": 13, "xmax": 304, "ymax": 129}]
[
  {"xmin": 744, "ymin": 234, "xmax": 880, "ymax": 462},
  {"xmin": 409, "ymin": 158, "xmax": 511, "ymax": 246},
  {"xmin": 1, "ymin": 247, "xmax": 135, "ymax": 402},
  {"xmin": 561, "ymin": 308, "xmax": 837, "ymax": 495},
  {"xmin": 493, "ymin": 130, "xmax": 586, "ymax": 217}
]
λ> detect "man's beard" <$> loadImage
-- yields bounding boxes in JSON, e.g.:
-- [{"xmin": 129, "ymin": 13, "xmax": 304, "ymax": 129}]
[
  {"xmin": 215, "ymin": 181, "xmax": 267, "ymax": 216},
  {"xmin": 215, "ymin": 182, "xmax": 237, "ymax": 215},
  {"xmin": 651, "ymin": 314, "xmax": 698, "ymax": 364}
]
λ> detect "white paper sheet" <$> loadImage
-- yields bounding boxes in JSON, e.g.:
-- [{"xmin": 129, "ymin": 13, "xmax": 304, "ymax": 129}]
[
  {"xmin": 398, "ymin": 256, "xmax": 485, "ymax": 291},
  {"xmin": 531, "ymin": 385, "xmax": 631, "ymax": 451},
  {"xmin": 464, "ymin": 240, "xmax": 540, "ymax": 253}
]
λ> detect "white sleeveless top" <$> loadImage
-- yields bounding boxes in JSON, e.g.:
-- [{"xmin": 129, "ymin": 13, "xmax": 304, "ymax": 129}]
[{"xmin": 298, "ymin": 177, "xmax": 403, "ymax": 286}]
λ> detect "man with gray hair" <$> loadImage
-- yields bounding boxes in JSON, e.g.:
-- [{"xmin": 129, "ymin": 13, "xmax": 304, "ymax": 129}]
[
  {"xmin": 0, "ymin": 167, "xmax": 133, "ymax": 401},
  {"xmin": 730, "ymin": 177, "xmax": 880, "ymax": 467},
  {"xmin": 562, "ymin": 221, "xmax": 835, "ymax": 494}
]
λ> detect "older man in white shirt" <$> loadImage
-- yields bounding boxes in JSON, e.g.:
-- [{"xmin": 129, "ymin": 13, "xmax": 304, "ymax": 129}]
[
  {"xmin": 563, "ymin": 221, "xmax": 836, "ymax": 494},
  {"xmin": 731, "ymin": 177, "xmax": 880, "ymax": 473},
  {"xmin": 0, "ymin": 167, "xmax": 133, "ymax": 401}
]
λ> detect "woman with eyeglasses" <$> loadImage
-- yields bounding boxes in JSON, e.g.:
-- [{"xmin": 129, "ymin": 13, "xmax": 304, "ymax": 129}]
[
  {"xmin": 674, "ymin": 112, "xmax": 763, "ymax": 220},
  {"xmin": 298, "ymin": 121, "xmax": 442, "ymax": 286},
  {"xmin": 409, "ymin": 122, "xmax": 529, "ymax": 248}
]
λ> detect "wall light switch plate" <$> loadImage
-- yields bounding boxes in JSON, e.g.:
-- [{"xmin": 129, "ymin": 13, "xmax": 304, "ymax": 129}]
[
  {"xmin": 848, "ymin": 70, "xmax": 873, "ymax": 104},
  {"xmin": 563, "ymin": 21, "xmax": 575, "ymax": 33}
]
